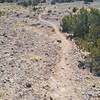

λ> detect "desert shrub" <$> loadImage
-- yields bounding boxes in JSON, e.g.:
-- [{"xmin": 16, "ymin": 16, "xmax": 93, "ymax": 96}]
[
  {"xmin": 0, "ymin": 11, "xmax": 5, "ymax": 17},
  {"xmin": 0, "ymin": 0, "xmax": 5, "ymax": 3},
  {"xmin": 84, "ymin": 0, "xmax": 93, "ymax": 4},
  {"xmin": 17, "ymin": 0, "xmax": 40, "ymax": 7},
  {"xmin": 61, "ymin": 8, "xmax": 100, "ymax": 76},
  {"xmin": 72, "ymin": 7, "xmax": 78, "ymax": 13},
  {"xmin": 0, "ymin": 0, "xmax": 13, "ymax": 3},
  {"xmin": 48, "ymin": 10, "xmax": 52, "ymax": 13},
  {"xmin": 17, "ymin": 1, "xmax": 28, "ymax": 7},
  {"xmin": 51, "ymin": 1, "xmax": 56, "ymax": 5},
  {"xmin": 33, "ymin": 6, "xmax": 38, "ymax": 11}
]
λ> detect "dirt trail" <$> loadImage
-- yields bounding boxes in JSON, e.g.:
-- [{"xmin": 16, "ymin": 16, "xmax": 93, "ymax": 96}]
[{"xmin": 39, "ymin": 13, "xmax": 84, "ymax": 100}]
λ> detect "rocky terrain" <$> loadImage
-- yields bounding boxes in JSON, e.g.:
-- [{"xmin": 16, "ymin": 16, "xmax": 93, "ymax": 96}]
[
  {"xmin": 0, "ymin": 3, "xmax": 100, "ymax": 100},
  {"xmin": 0, "ymin": 4, "xmax": 61, "ymax": 100}
]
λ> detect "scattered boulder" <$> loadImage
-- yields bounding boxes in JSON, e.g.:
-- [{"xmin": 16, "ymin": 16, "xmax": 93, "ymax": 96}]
[
  {"xmin": 50, "ymin": 96, "xmax": 53, "ymax": 100},
  {"xmin": 78, "ymin": 61, "xmax": 85, "ymax": 69},
  {"xmin": 25, "ymin": 83, "xmax": 32, "ymax": 88},
  {"xmin": 57, "ymin": 40, "xmax": 62, "ymax": 43}
]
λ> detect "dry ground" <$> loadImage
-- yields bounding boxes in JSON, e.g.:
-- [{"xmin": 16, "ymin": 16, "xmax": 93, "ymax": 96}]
[{"xmin": 0, "ymin": 3, "xmax": 100, "ymax": 100}]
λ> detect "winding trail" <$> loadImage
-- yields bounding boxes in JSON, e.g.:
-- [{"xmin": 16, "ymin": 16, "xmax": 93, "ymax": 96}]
[{"xmin": 39, "ymin": 13, "xmax": 84, "ymax": 100}]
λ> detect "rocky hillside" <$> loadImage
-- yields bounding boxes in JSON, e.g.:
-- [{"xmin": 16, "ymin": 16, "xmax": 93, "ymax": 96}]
[
  {"xmin": 0, "ymin": 3, "xmax": 100, "ymax": 100},
  {"xmin": 0, "ymin": 4, "xmax": 61, "ymax": 100}
]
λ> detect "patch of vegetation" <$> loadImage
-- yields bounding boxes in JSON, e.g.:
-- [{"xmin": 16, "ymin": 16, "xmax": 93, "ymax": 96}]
[
  {"xmin": 72, "ymin": 7, "xmax": 78, "ymax": 13},
  {"xmin": 55, "ymin": 0, "xmax": 74, "ymax": 3},
  {"xmin": 17, "ymin": 1, "xmax": 29, "ymax": 7},
  {"xmin": 0, "ymin": 0, "xmax": 13, "ymax": 3},
  {"xmin": 84, "ymin": 0, "xmax": 93, "ymax": 4},
  {"xmin": 61, "ymin": 8, "xmax": 100, "ymax": 76},
  {"xmin": 0, "ymin": 11, "xmax": 5, "ymax": 17},
  {"xmin": 51, "ymin": 0, "xmax": 56, "ymax": 5},
  {"xmin": 17, "ymin": 0, "xmax": 40, "ymax": 7},
  {"xmin": 33, "ymin": 6, "xmax": 38, "ymax": 11},
  {"xmin": 0, "ymin": 0, "xmax": 4, "ymax": 3},
  {"xmin": 48, "ymin": 10, "xmax": 52, "ymax": 13},
  {"xmin": 30, "ymin": 55, "xmax": 42, "ymax": 61}
]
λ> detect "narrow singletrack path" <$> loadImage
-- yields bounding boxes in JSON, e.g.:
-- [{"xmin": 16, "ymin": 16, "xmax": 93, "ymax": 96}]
[{"xmin": 39, "ymin": 13, "xmax": 85, "ymax": 100}]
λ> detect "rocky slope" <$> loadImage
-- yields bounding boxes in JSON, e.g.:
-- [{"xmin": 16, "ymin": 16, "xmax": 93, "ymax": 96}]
[
  {"xmin": 0, "ymin": 4, "xmax": 61, "ymax": 100},
  {"xmin": 0, "ymin": 4, "xmax": 100, "ymax": 100}
]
